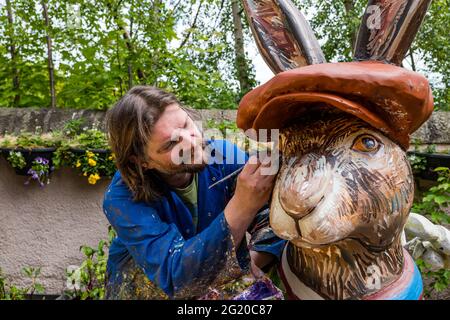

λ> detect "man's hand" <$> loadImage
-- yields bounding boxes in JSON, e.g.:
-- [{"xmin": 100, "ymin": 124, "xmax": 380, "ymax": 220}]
[{"xmin": 224, "ymin": 155, "xmax": 278, "ymax": 249}]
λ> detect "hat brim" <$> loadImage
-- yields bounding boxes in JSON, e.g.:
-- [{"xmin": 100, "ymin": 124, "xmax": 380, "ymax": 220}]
[
  {"xmin": 237, "ymin": 62, "xmax": 434, "ymax": 151},
  {"xmin": 250, "ymin": 92, "xmax": 406, "ymax": 148}
]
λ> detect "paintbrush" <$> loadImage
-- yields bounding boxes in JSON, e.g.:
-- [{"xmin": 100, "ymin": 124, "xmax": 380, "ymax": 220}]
[
  {"xmin": 208, "ymin": 151, "xmax": 280, "ymax": 189},
  {"xmin": 208, "ymin": 166, "xmax": 245, "ymax": 189}
]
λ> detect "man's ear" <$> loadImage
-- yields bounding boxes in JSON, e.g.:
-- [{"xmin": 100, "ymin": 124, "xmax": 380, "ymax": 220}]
[
  {"xmin": 130, "ymin": 156, "xmax": 147, "ymax": 168},
  {"xmin": 142, "ymin": 162, "xmax": 155, "ymax": 170},
  {"xmin": 143, "ymin": 157, "xmax": 156, "ymax": 170},
  {"xmin": 130, "ymin": 155, "xmax": 154, "ymax": 170}
]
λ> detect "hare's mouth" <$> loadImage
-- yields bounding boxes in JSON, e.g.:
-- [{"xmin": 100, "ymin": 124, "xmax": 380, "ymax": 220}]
[
  {"xmin": 270, "ymin": 175, "xmax": 355, "ymax": 248},
  {"xmin": 270, "ymin": 190, "xmax": 332, "ymax": 248},
  {"xmin": 280, "ymin": 194, "xmax": 325, "ymax": 222}
]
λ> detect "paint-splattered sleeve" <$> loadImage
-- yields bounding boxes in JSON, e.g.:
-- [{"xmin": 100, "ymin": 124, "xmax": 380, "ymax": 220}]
[{"xmin": 103, "ymin": 189, "xmax": 250, "ymax": 299}]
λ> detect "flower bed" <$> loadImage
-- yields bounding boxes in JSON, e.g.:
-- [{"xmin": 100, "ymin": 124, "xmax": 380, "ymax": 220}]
[{"xmin": 0, "ymin": 120, "xmax": 116, "ymax": 186}]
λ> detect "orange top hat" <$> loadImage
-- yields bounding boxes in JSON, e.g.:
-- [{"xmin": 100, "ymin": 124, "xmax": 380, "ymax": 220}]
[
  {"xmin": 237, "ymin": 61, "xmax": 433, "ymax": 150},
  {"xmin": 237, "ymin": 0, "xmax": 435, "ymax": 150}
]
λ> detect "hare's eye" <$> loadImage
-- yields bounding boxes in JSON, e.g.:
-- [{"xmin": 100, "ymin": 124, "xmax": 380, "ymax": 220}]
[{"xmin": 352, "ymin": 135, "xmax": 379, "ymax": 153}]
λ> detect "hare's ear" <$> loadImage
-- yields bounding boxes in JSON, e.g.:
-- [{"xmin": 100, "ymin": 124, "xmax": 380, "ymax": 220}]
[
  {"xmin": 241, "ymin": 0, "xmax": 326, "ymax": 74},
  {"xmin": 354, "ymin": 0, "xmax": 432, "ymax": 65}
]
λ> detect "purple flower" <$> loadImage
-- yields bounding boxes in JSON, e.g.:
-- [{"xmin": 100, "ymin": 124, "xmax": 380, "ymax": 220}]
[
  {"xmin": 232, "ymin": 278, "xmax": 284, "ymax": 300},
  {"xmin": 24, "ymin": 157, "xmax": 51, "ymax": 187}
]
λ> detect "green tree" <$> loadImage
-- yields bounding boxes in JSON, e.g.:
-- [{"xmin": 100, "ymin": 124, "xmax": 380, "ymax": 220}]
[
  {"xmin": 294, "ymin": 0, "xmax": 450, "ymax": 111},
  {"xmin": 0, "ymin": 0, "xmax": 51, "ymax": 107},
  {"xmin": 294, "ymin": 0, "xmax": 366, "ymax": 62},
  {"xmin": 231, "ymin": 0, "xmax": 255, "ymax": 97},
  {"xmin": 0, "ymin": 0, "xmax": 251, "ymax": 110},
  {"xmin": 413, "ymin": 0, "xmax": 450, "ymax": 111}
]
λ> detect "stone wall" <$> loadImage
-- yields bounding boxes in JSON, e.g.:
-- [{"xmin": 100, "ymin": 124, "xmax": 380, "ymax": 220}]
[
  {"xmin": 1, "ymin": 107, "xmax": 449, "ymax": 150},
  {"xmin": 0, "ymin": 107, "xmax": 238, "ymax": 134},
  {"xmin": 0, "ymin": 160, "xmax": 110, "ymax": 295},
  {"xmin": 412, "ymin": 111, "xmax": 450, "ymax": 151}
]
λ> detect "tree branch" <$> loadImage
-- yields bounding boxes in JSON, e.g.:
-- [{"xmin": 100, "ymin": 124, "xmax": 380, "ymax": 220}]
[
  {"xmin": 106, "ymin": 0, "xmax": 145, "ymax": 82},
  {"xmin": 172, "ymin": 0, "xmax": 183, "ymax": 13},
  {"xmin": 408, "ymin": 48, "xmax": 417, "ymax": 71},
  {"xmin": 212, "ymin": 0, "xmax": 226, "ymax": 30},
  {"xmin": 41, "ymin": 0, "xmax": 56, "ymax": 108},
  {"xmin": 5, "ymin": 0, "xmax": 20, "ymax": 107},
  {"xmin": 177, "ymin": 0, "xmax": 204, "ymax": 50}
]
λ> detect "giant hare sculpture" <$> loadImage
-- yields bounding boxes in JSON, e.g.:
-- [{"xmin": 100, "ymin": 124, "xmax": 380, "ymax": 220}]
[{"xmin": 237, "ymin": 0, "xmax": 434, "ymax": 300}]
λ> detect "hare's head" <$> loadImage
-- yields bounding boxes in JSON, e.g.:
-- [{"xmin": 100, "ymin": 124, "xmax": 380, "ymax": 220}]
[
  {"xmin": 270, "ymin": 112, "xmax": 414, "ymax": 249},
  {"xmin": 237, "ymin": 0, "xmax": 434, "ymax": 249}
]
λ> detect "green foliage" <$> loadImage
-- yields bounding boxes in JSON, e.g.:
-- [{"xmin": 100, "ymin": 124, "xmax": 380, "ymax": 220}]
[
  {"xmin": 70, "ymin": 129, "xmax": 109, "ymax": 150},
  {"xmin": 413, "ymin": 167, "xmax": 450, "ymax": 225},
  {"xmin": 0, "ymin": 267, "xmax": 45, "ymax": 300},
  {"xmin": 414, "ymin": 0, "xmax": 450, "ymax": 111},
  {"xmin": 294, "ymin": 0, "xmax": 366, "ymax": 62},
  {"xmin": 51, "ymin": 143, "xmax": 73, "ymax": 169},
  {"xmin": 294, "ymin": 0, "xmax": 450, "ymax": 111},
  {"xmin": 6, "ymin": 151, "xmax": 26, "ymax": 169},
  {"xmin": 0, "ymin": 0, "xmax": 248, "ymax": 110},
  {"xmin": 416, "ymin": 259, "xmax": 450, "ymax": 297},
  {"xmin": 64, "ymin": 226, "xmax": 117, "ymax": 300},
  {"xmin": 408, "ymin": 153, "xmax": 427, "ymax": 173},
  {"xmin": 425, "ymin": 144, "xmax": 438, "ymax": 154},
  {"xmin": 0, "ymin": 227, "xmax": 116, "ymax": 301},
  {"xmin": 0, "ymin": 130, "xmax": 63, "ymax": 149},
  {"xmin": 19, "ymin": 132, "xmax": 60, "ymax": 148},
  {"xmin": 63, "ymin": 118, "xmax": 85, "ymax": 138},
  {"xmin": 2, "ymin": 122, "xmax": 116, "ymax": 184},
  {"xmin": 216, "ymin": 0, "xmax": 259, "ymax": 98},
  {"xmin": 411, "ymin": 163, "xmax": 450, "ymax": 296},
  {"xmin": 206, "ymin": 119, "xmax": 239, "ymax": 135}
]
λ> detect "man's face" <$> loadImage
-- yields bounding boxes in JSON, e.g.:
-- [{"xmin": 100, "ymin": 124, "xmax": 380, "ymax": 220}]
[{"xmin": 144, "ymin": 104, "xmax": 207, "ymax": 175}]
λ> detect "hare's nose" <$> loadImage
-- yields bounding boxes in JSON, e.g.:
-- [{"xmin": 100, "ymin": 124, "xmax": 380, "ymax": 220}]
[{"xmin": 278, "ymin": 154, "xmax": 330, "ymax": 219}]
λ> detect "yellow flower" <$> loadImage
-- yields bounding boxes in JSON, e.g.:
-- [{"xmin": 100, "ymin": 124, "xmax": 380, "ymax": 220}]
[
  {"xmin": 76, "ymin": 160, "xmax": 81, "ymax": 168},
  {"xmin": 88, "ymin": 158, "xmax": 97, "ymax": 167},
  {"xmin": 86, "ymin": 151, "xmax": 95, "ymax": 158},
  {"xmin": 83, "ymin": 172, "xmax": 88, "ymax": 176},
  {"xmin": 88, "ymin": 173, "xmax": 100, "ymax": 185}
]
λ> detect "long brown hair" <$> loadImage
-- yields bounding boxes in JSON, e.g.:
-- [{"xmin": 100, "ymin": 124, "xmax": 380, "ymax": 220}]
[{"xmin": 106, "ymin": 85, "xmax": 194, "ymax": 203}]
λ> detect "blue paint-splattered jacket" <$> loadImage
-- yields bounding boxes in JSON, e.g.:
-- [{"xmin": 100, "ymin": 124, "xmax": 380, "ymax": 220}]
[{"xmin": 102, "ymin": 140, "xmax": 286, "ymax": 299}]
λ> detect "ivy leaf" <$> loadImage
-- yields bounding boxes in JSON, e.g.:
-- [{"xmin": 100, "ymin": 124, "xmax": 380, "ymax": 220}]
[{"xmin": 433, "ymin": 195, "xmax": 449, "ymax": 205}]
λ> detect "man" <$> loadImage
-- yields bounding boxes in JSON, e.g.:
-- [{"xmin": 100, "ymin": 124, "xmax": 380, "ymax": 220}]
[{"xmin": 103, "ymin": 85, "xmax": 286, "ymax": 299}]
